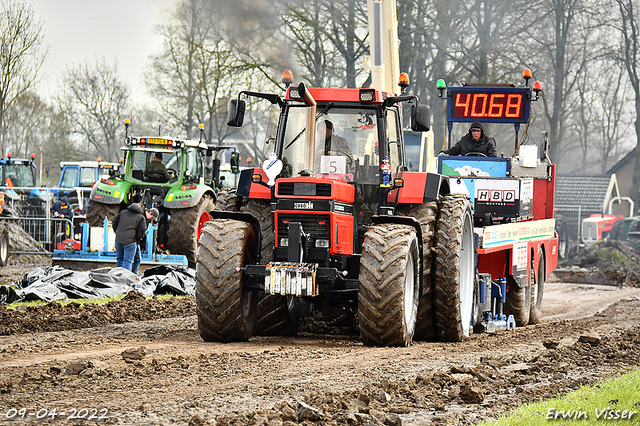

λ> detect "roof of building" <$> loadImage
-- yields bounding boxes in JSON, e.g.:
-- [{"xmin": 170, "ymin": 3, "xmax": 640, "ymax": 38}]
[
  {"xmin": 555, "ymin": 174, "xmax": 619, "ymax": 215},
  {"xmin": 607, "ymin": 150, "xmax": 636, "ymax": 175}
]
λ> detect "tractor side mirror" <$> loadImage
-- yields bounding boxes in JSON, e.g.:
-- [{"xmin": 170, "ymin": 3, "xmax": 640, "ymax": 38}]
[
  {"xmin": 211, "ymin": 158, "xmax": 220, "ymax": 185},
  {"xmin": 227, "ymin": 99, "xmax": 246, "ymax": 127},
  {"xmin": 411, "ymin": 104, "xmax": 430, "ymax": 132},
  {"xmin": 230, "ymin": 152, "xmax": 240, "ymax": 174}
]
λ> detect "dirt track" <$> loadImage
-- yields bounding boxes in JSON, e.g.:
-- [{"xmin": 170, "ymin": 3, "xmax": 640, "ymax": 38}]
[{"xmin": 1, "ymin": 276, "xmax": 640, "ymax": 425}]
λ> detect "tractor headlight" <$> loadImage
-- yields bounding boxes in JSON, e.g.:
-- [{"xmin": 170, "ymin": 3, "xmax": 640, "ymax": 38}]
[
  {"xmin": 280, "ymin": 238, "xmax": 289, "ymax": 247},
  {"xmin": 315, "ymin": 239, "xmax": 330, "ymax": 248}
]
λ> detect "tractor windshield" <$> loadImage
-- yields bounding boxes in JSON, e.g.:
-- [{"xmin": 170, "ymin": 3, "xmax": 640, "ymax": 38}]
[
  {"xmin": 129, "ymin": 150, "xmax": 181, "ymax": 182},
  {"xmin": 2, "ymin": 163, "xmax": 35, "ymax": 187},
  {"xmin": 281, "ymin": 106, "xmax": 379, "ymax": 184}
]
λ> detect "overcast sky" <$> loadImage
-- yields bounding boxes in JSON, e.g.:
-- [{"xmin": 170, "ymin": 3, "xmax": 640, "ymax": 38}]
[{"xmin": 29, "ymin": 0, "xmax": 177, "ymax": 104}]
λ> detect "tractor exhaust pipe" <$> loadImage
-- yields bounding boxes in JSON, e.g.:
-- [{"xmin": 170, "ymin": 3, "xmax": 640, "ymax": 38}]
[{"xmin": 297, "ymin": 82, "xmax": 316, "ymax": 171}]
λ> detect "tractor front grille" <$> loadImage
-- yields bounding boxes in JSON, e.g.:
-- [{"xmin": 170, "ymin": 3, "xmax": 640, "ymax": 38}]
[
  {"xmin": 278, "ymin": 182, "xmax": 332, "ymax": 197},
  {"xmin": 581, "ymin": 222, "xmax": 598, "ymax": 243},
  {"xmin": 276, "ymin": 213, "xmax": 332, "ymax": 263},
  {"xmin": 278, "ymin": 213, "xmax": 331, "ymax": 244}
]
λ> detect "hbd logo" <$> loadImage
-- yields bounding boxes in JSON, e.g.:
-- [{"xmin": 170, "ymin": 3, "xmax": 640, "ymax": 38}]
[{"xmin": 477, "ymin": 189, "xmax": 516, "ymax": 203}]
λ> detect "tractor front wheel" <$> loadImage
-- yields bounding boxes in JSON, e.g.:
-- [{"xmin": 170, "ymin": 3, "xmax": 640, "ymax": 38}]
[
  {"xmin": 397, "ymin": 202, "xmax": 438, "ymax": 341},
  {"xmin": 195, "ymin": 219, "xmax": 257, "ymax": 342},
  {"xmin": 358, "ymin": 224, "xmax": 420, "ymax": 347},
  {"xmin": 433, "ymin": 194, "xmax": 476, "ymax": 342}
]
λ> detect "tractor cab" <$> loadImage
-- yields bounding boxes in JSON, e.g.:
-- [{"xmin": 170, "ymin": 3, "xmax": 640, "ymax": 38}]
[
  {"xmin": 229, "ymin": 78, "xmax": 431, "ymax": 226},
  {"xmin": 57, "ymin": 159, "xmax": 121, "ymax": 210}
]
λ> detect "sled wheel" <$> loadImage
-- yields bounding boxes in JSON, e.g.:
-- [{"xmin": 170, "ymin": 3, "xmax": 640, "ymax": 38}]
[{"xmin": 529, "ymin": 251, "xmax": 545, "ymax": 324}]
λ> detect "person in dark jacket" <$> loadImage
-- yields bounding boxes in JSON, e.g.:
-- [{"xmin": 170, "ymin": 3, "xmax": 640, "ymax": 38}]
[
  {"xmin": 51, "ymin": 196, "xmax": 74, "ymax": 220},
  {"xmin": 443, "ymin": 121, "xmax": 497, "ymax": 157},
  {"xmin": 112, "ymin": 203, "xmax": 146, "ymax": 271},
  {"xmin": 131, "ymin": 208, "xmax": 159, "ymax": 274},
  {"xmin": 51, "ymin": 196, "xmax": 74, "ymax": 239}
]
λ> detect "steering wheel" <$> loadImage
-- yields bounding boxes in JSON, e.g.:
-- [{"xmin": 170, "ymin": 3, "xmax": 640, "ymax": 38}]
[
  {"xmin": 336, "ymin": 150, "xmax": 354, "ymax": 168},
  {"xmin": 167, "ymin": 168, "xmax": 177, "ymax": 179},
  {"xmin": 464, "ymin": 152, "xmax": 487, "ymax": 157}
]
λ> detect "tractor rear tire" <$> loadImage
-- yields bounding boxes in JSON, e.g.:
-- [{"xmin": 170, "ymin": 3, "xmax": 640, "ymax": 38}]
[
  {"xmin": 242, "ymin": 199, "xmax": 297, "ymax": 336},
  {"xmin": 398, "ymin": 202, "xmax": 438, "ymax": 341},
  {"xmin": 609, "ymin": 219, "xmax": 624, "ymax": 241},
  {"xmin": 0, "ymin": 224, "xmax": 8, "ymax": 266},
  {"xmin": 240, "ymin": 199, "xmax": 275, "ymax": 263},
  {"xmin": 358, "ymin": 224, "xmax": 420, "ymax": 347},
  {"xmin": 214, "ymin": 187, "xmax": 239, "ymax": 212},
  {"xmin": 86, "ymin": 201, "xmax": 121, "ymax": 228},
  {"xmin": 167, "ymin": 195, "xmax": 215, "ymax": 267},
  {"xmin": 505, "ymin": 283, "xmax": 531, "ymax": 327},
  {"xmin": 195, "ymin": 219, "xmax": 257, "ymax": 342},
  {"xmin": 433, "ymin": 194, "xmax": 476, "ymax": 342},
  {"xmin": 529, "ymin": 251, "xmax": 545, "ymax": 324}
]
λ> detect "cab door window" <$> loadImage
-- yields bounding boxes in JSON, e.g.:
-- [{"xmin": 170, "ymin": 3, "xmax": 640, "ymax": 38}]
[
  {"xmin": 60, "ymin": 167, "xmax": 79, "ymax": 188},
  {"xmin": 185, "ymin": 148, "xmax": 204, "ymax": 180},
  {"xmin": 386, "ymin": 109, "xmax": 402, "ymax": 178},
  {"xmin": 80, "ymin": 168, "xmax": 95, "ymax": 187}
]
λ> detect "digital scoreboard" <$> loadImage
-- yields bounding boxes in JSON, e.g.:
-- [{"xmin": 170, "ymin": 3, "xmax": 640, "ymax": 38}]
[{"xmin": 446, "ymin": 86, "xmax": 531, "ymax": 124}]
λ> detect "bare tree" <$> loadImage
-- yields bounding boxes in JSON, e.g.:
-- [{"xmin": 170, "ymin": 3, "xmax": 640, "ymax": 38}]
[
  {"xmin": 519, "ymin": 0, "xmax": 622, "ymax": 168},
  {"xmin": 282, "ymin": 0, "xmax": 368, "ymax": 88},
  {"xmin": 321, "ymin": 0, "xmax": 369, "ymax": 88},
  {"xmin": 3, "ymin": 91, "xmax": 49, "ymax": 158},
  {"xmin": 283, "ymin": 0, "xmax": 337, "ymax": 87},
  {"xmin": 615, "ymin": 0, "xmax": 640, "ymax": 206},
  {"xmin": 57, "ymin": 59, "xmax": 131, "ymax": 161},
  {"xmin": 147, "ymin": 0, "xmax": 279, "ymax": 157},
  {"xmin": 596, "ymin": 64, "xmax": 633, "ymax": 173},
  {"xmin": 0, "ymin": 0, "xmax": 48, "ymax": 157},
  {"xmin": 147, "ymin": 0, "xmax": 202, "ymax": 139}
]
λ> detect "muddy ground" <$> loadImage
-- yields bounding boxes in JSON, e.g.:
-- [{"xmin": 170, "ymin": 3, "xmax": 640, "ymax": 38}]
[{"xmin": 1, "ymin": 251, "xmax": 640, "ymax": 425}]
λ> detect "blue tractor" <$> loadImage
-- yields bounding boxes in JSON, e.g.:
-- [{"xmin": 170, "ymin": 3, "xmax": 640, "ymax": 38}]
[
  {"xmin": 55, "ymin": 159, "xmax": 121, "ymax": 212},
  {"xmin": 0, "ymin": 153, "xmax": 49, "ymax": 218}
]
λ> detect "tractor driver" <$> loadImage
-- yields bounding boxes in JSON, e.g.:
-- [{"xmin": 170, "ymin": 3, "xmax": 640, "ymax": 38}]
[
  {"xmin": 443, "ymin": 121, "xmax": 497, "ymax": 157},
  {"xmin": 144, "ymin": 152, "xmax": 171, "ymax": 182},
  {"xmin": 322, "ymin": 120, "xmax": 352, "ymax": 158},
  {"xmin": 316, "ymin": 120, "xmax": 354, "ymax": 174}
]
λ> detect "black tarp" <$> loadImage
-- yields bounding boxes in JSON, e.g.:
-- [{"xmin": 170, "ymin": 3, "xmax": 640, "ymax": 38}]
[{"xmin": 0, "ymin": 265, "xmax": 196, "ymax": 304}]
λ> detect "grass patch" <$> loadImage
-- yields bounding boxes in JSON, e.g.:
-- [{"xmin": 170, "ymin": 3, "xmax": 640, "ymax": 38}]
[
  {"xmin": 482, "ymin": 369, "xmax": 640, "ymax": 425},
  {"xmin": 593, "ymin": 247, "xmax": 630, "ymax": 264},
  {"xmin": 4, "ymin": 293, "xmax": 184, "ymax": 310},
  {"xmin": 5, "ymin": 295, "xmax": 126, "ymax": 310}
]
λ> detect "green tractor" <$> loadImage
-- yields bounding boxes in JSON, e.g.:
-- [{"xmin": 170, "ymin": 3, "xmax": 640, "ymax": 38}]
[{"xmin": 86, "ymin": 121, "xmax": 235, "ymax": 266}]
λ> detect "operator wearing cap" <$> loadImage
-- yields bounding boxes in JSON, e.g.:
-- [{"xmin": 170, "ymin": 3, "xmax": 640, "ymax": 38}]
[
  {"xmin": 443, "ymin": 121, "xmax": 497, "ymax": 157},
  {"xmin": 144, "ymin": 152, "xmax": 171, "ymax": 182}
]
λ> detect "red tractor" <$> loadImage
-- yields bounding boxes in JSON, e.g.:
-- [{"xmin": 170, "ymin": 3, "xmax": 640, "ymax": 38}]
[
  {"xmin": 581, "ymin": 214, "xmax": 624, "ymax": 246},
  {"xmin": 193, "ymin": 69, "xmax": 558, "ymax": 346}
]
